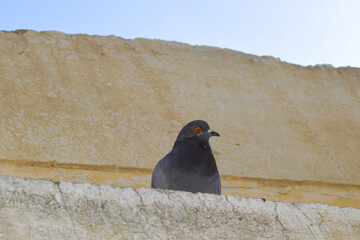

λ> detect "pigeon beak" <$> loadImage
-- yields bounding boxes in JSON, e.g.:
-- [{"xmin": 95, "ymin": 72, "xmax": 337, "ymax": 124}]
[{"xmin": 207, "ymin": 129, "xmax": 220, "ymax": 137}]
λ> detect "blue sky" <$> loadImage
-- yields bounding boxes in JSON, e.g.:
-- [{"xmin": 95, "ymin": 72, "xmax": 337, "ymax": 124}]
[{"xmin": 1, "ymin": 0, "xmax": 359, "ymax": 67}]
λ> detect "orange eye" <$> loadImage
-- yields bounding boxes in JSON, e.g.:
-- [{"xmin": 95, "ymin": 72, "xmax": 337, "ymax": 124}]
[{"xmin": 194, "ymin": 127, "xmax": 200, "ymax": 133}]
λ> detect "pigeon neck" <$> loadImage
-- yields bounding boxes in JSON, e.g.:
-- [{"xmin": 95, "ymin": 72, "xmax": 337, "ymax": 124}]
[
  {"xmin": 172, "ymin": 137, "xmax": 218, "ymax": 174},
  {"xmin": 173, "ymin": 137, "xmax": 209, "ymax": 149}
]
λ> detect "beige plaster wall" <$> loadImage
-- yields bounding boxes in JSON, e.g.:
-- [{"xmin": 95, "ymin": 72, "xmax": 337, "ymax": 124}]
[{"xmin": 0, "ymin": 30, "xmax": 359, "ymax": 207}]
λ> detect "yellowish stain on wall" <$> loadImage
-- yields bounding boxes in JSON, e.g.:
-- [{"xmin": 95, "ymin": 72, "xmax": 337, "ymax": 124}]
[
  {"xmin": 1, "ymin": 30, "xmax": 360, "ymax": 187},
  {"xmin": 1, "ymin": 159, "xmax": 359, "ymax": 209}
]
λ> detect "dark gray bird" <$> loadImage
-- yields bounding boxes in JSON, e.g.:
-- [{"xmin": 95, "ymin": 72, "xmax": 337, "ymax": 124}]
[{"xmin": 151, "ymin": 120, "xmax": 221, "ymax": 195}]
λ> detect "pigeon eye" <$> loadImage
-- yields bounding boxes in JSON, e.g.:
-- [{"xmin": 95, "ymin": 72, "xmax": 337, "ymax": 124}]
[{"xmin": 194, "ymin": 127, "xmax": 200, "ymax": 133}]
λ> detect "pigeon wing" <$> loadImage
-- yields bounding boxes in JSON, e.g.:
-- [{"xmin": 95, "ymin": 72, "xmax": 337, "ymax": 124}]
[{"xmin": 151, "ymin": 154, "xmax": 170, "ymax": 189}]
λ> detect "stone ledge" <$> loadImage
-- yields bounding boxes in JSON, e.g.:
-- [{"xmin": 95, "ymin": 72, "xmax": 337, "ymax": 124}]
[{"xmin": 0, "ymin": 175, "xmax": 359, "ymax": 239}]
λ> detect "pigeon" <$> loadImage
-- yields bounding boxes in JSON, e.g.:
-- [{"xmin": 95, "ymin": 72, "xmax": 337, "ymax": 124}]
[{"xmin": 151, "ymin": 120, "xmax": 221, "ymax": 195}]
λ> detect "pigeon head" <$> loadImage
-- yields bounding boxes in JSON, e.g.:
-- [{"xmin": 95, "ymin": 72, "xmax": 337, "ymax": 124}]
[{"xmin": 175, "ymin": 120, "xmax": 220, "ymax": 144}]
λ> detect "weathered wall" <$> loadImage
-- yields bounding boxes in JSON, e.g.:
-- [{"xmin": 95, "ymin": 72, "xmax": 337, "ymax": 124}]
[
  {"xmin": 1, "ymin": 175, "xmax": 359, "ymax": 240},
  {"xmin": 0, "ymin": 30, "xmax": 360, "ymax": 207}
]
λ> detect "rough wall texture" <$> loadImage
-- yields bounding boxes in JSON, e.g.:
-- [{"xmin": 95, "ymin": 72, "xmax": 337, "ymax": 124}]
[
  {"xmin": 0, "ymin": 30, "xmax": 360, "ymax": 208},
  {"xmin": 1, "ymin": 175, "xmax": 359, "ymax": 240}
]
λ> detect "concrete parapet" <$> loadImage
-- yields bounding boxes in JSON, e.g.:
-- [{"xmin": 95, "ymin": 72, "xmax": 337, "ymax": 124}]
[{"xmin": 1, "ymin": 175, "xmax": 359, "ymax": 239}]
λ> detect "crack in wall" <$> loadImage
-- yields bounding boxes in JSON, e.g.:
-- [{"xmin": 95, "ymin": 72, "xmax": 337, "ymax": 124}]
[
  {"xmin": 292, "ymin": 203, "xmax": 313, "ymax": 223},
  {"xmin": 133, "ymin": 188, "xmax": 145, "ymax": 207},
  {"xmin": 274, "ymin": 203, "xmax": 290, "ymax": 240},
  {"xmin": 291, "ymin": 202, "xmax": 320, "ymax": 239},
  {"xmin": 225, "ymin": 195, "xmax": 236, "ymax": 214},
  {"xmin": 54, "ymin": 182, "xmax": 78, "ymax": 237}
]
